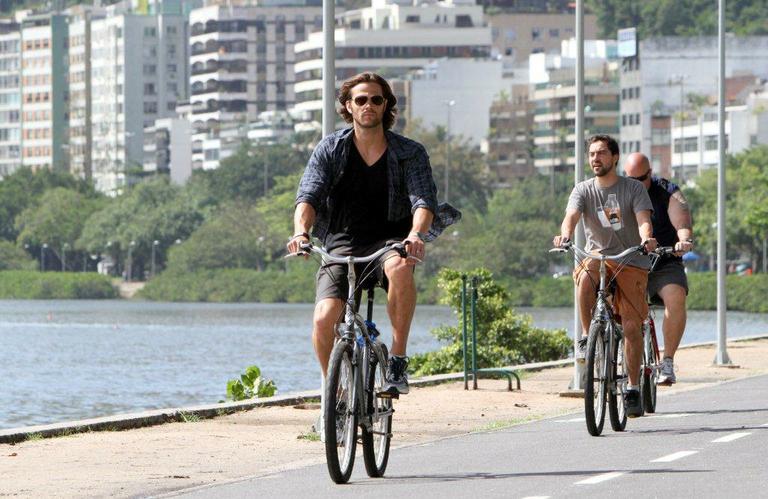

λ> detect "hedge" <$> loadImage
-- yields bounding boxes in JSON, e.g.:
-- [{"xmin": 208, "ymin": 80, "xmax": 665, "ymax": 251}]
[{"xmin": 0, "ymin": 271, "xmax": 117, "ymax": 299}]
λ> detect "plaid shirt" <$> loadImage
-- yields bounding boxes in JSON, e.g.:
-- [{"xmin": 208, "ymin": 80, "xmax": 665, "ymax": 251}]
[{"xmin": 296, "ymin": 127, "xmax": 460, "ymax": 244}]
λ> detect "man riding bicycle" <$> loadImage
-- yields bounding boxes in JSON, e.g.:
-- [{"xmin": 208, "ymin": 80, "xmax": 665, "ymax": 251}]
[
  {"xmin": 287, "ymin": 72, "xmax": 458, "ymax": 400},
  {"xmin": 624, "ymin": 153, "xmax": 693, "ymax": 385},
  {"xmin": 553, "ymin": 135, "xmax": 656, "ymax": 418}
]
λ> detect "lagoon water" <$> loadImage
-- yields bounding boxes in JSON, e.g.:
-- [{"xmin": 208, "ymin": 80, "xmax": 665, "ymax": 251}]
[{"xmin": 1, "ymin": 299, "xmax": 767, "ymax": 430}]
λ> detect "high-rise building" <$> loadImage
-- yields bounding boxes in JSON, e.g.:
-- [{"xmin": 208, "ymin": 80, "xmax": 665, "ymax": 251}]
[
  {"xmin": 89, "ymin": 8, "xmax": 189, "ymax": 193},
  {"xmin": 487, "ymin": 83, "xmax": 534, "ymax": 183},
  {"xmin": 20, "ymin": 12, "xmax": 69, "ymax": 171},
  {"xmin": 0, "ymin": 21, "xmax": 22, "ymax": 176},
  {"xmin": 189, "ymin": 2, "xmax": 321, "ymax": 170},
  {"xmin": 619, "ymin": 36, "xmax": 768, "ymax": 180},
  {"xmin": 293, "ymin": 0, "xmax": 491, "ymax": 126}
]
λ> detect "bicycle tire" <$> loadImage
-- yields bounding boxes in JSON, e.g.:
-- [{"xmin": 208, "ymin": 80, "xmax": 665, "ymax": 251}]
[
  {"xmin": 584, "ymin": 321, "xmax": 607, "ymax": 436},
  {"xmin": 362, "ymin": 343, "xmax": 392, "ymax": 478},
  {"xmin": 608, "ymin": 334, "xmax": 628, "ymax": 431},
  {"xmin": 642, "ymin": 321, "xmax": 659, "ymax": 413},
  {"xmin": 324, "ymin": 340, "xmax": 358, "ymax": 484}
]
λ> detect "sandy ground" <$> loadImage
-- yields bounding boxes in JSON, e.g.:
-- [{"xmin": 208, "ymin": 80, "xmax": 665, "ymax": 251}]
[{"xmin": 2, "ymin": 339, "xmax": 767, "ymax": 498}]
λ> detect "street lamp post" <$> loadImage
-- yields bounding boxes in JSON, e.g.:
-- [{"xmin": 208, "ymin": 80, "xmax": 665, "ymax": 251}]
[
  {"xmin": 41, "ymin": 243, "xmax": 48, "ymax": 272},
  {"xmin": 126, "ymin": 240, "xmax": 136, "ymax": 281},
  {"xmin": 151, "ymin": 240, "xmax": 159, "ymax": 277},
  {"xmin": 62, "ymin": 243, "xmax": 69, "ymax": 271},
  {"xmin": 443, "ymin": 100, "xmax": 456, "ymax": 203}
]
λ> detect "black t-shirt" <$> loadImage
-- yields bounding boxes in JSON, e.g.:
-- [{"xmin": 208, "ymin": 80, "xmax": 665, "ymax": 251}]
[
  {"xmin": 648, "ymin": 176, "xmax": 682, "ymax": 261},
  {"xmin": 325, "ymin": 143, "xmax": 412, "ymax": 250}
]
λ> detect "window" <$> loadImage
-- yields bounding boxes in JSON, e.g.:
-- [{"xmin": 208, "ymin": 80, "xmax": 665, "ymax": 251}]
[
  {"xmin": 406, "ymin": 15, "xmax": 420, "ymax": 23},
  {"xmin": 143, "ymin": 64, "xmax": 156, "ymax": 75},
  {"xmin": 167, "ymin": 64, "xmax": 177, "ymax": 73},
  {"xmin": 705, "ymin": 135, "xmax": 718, "ymax": 150},
  {"xmin": 549, "ymin": 28, "xmax": 559, "ymax": 38},
  {"xmin": 166, "ymin": 26, "xmax": 177, "ymax": 35},
  {"xmin": 144, "ymin": 27, "xmax": 157, "ymax": 37},
  {"xmin": 143, "ymin": 102, "xmax": 158, "ymax": 114},
  {"xmin": 531, "ymin": 28, "xmax": 541, "ymax": 40},
  {"xmin": 144, "ymin": 83, "xmax": 155, "ymax": 95}
]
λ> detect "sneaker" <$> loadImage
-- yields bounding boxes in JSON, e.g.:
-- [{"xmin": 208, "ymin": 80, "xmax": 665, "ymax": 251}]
[
  {"xmin": 657, "ymin": 357, "xmax": 676, "ymax": 385},
  {"xmin": 383, "ymin": 356, "xmax": 409, "ymax": 395},
  {"xmin": 576, "ymin": 336, "xmax": 588, "ymax": 363},
  {"xmin": 625, "ymin": 389, "xmax": 643, "ymax": 418}
]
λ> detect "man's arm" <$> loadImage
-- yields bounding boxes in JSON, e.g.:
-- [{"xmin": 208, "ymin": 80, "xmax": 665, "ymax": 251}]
[
  {"xmin": 635, "ymin": 209, "xmax": 658, "ymax": 251},
  {"xmin": 403, "ymin": 207, "xmax": 434, "ymax": 265},
  {"xmin": 553, "ymin": 208, "xmax": 581, "ymax": 247},
  {"xmin": 669, "ymin": 190, "xmax": 694, "ymax": 254},
  {"xmin": 286, "ymin": 202, "xmax": 316, "ymax": 255}
]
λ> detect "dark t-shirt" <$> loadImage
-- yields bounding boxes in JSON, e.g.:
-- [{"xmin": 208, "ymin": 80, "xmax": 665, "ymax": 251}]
[
  {"xmin": 648, "ymin": 176, "xmax": 682, "ymax": 261},
  {"xmin": 325, "ymin": 143, "xmax": 411, "ymax": 250}
]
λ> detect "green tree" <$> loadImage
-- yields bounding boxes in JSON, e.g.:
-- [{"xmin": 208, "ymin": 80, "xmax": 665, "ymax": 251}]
[
  {"xmin": 15, "ymin": 188, "xmax": 106, "ymax": 267},
  {"xmin": 77, "ymin": 177, "xmax": 206, "ymax": 275},
  {"xmin": 0, "ymin": 241, "xmax": 35, "ymax": 271},
  {"xmin": 0, "ymin": 167, "xmax": 96, "ymax": 242}
]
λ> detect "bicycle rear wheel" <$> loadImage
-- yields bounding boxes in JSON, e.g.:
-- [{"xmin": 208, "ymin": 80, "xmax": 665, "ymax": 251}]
[
  {"xmin": 584, "ymin": 321, "xmax": 607, "ymax": 436},
  {"xmin": 324, "ymin": 340, "xmax": 358, "ymax": 484},
  {"xmin": 608, "ymin": 333, "xmax": 628, "ymax": 432},
  {"xmin": 642, "ymin": 320, "xmax": 659, "ymax": 413},
  {"xmin": 362, "ymin": 343, "xmax": 392, "ymax": 478}
]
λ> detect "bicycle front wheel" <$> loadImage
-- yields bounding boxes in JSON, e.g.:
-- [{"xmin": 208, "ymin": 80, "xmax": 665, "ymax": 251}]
[
  {"xmin": 584, "ymin": 321, "xmax": 607, "ymax": 436},
  {"xmin": 642, "ymin": 321, "xmax": 659, "ymax": 413},
  {"xmin": 362, "ymin": 343, "xmax": 392, "ymax": 478},
  {"xmin": 608, "ymin": 334, "xmax": 628, "ymax": 432},
  {"xmin": 324, "ymin": 340, "xmax": 358, "ymax": 484}
]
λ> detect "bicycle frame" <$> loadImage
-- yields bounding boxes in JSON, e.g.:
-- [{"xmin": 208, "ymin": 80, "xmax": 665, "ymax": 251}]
[{"xmin": 299, "ymin": 242, "xmax": 404, "ymax": 430}]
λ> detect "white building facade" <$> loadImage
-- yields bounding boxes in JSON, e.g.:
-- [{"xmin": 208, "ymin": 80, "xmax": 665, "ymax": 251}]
[
  {"xmin": 0, "ymin": 22, "xmax": 21, "ymax": 176},
  {"xmin": 90, "ymin": 10, "xmax": 188, "ymax": 193},
  {"xmin": 189, "ymin": 2, "xmax": 321, "ymax": 170}
]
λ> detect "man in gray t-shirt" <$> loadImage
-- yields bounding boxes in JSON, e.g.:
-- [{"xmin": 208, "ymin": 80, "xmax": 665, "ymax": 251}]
[{"xmin": 553, "ymin": 134, "xmax": 656, "ymax": 418}]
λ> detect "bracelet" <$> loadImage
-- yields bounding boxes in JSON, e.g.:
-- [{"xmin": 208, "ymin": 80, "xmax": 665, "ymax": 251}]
[
  {"xmin": 409, "ymin": 231, "xmax": 427, "ymax": 242},
  {"xmin": 289, "ymin": 232, "xmax": 310, "ymax": 242}
]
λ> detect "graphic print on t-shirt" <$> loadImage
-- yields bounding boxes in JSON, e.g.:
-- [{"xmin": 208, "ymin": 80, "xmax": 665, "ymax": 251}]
[{"xmin": 596, "ymin": 193, "xmax": 622, "ymax": 231}]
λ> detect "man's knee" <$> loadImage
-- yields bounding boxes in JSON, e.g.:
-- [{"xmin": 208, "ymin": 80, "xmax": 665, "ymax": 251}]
[
  {"xmin": 313, "ymin": 299, "xmax": 343, "ymax": 331},
  {"xmin": 660, "ymin": 285, "xmax": 686, "ymax": 310},
  {"xmin": 384, "ymin": 257, "xmax": 414, "ymax": 285}
]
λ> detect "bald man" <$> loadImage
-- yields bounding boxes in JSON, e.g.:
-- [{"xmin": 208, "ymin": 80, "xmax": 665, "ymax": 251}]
[{"xmin": 623, "ymin": 153, "xmax": 694, "ymax": 385}]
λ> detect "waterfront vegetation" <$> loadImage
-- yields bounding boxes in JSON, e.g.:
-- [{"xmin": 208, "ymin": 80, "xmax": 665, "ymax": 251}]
[{"xmin": 0, "ymin": 271, "xmax": 116, "ymax": 299}]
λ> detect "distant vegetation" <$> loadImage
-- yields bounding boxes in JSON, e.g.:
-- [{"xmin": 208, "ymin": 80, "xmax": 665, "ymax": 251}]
[
  {"xmin": 0, "ymin": 271, "xmax": 116, "ymax": 299},
  {"xmin": 587, "ymin": 0, "xmax": 768, "ymax": 38}
]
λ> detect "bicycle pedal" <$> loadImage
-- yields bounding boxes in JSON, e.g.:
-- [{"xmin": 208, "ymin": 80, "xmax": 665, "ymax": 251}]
[{"xmin": 376, "ymin": 391, "xmax": 399, "ymax": 400}]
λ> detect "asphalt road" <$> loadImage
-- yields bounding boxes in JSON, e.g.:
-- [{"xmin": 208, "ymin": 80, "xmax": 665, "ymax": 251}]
[{"xmin": 167, "ymin": 375, "xmax": 768, "ymax": 499}]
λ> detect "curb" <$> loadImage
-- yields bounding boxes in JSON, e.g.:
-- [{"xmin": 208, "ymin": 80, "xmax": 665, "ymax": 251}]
[{"xmin": 2, "ymin": 334, "xmax": 765, "ymax": 445}]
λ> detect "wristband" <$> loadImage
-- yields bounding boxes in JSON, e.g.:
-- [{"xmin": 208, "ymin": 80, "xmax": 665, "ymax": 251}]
[
  {"xmin": 289, "ymin": 232, "xmax": 310, "ymax": 242},
  {"xmin": 409, "ymin": 231, "xmax": 427, "ymax": 242}
]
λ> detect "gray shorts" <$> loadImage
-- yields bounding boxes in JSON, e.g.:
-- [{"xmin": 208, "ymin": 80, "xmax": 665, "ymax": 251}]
[
  {"xmin": 647, "ymin": 258, "xmax": 688, "ymax": 303},
  {"xmin": 315, "ymin": 239, "xmax": 403, "ymax": 303}
]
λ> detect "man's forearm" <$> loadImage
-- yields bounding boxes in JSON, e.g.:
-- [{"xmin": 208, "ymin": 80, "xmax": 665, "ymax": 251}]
[
  {"xmin": 410, "ymin": 207, "xmax": 434, "ymax": 235},
  {"xmin": 294, "ymin": 202, "xmax": 316, "ymax": 235}
]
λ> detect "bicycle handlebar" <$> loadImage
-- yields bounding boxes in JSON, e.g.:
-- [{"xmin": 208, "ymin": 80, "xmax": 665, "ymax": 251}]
[
  {"xmin": 550, "ymin": 241, "xmax": 645, "ymax": 261},
  {"xmin": 286, "ymin": 241, "xmax": 411, "ymax": 264}
]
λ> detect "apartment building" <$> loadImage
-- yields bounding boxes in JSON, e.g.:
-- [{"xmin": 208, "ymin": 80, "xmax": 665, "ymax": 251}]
[{"xmin": 0, "ymin": 21, "xmax": 21, "ymax": 176}]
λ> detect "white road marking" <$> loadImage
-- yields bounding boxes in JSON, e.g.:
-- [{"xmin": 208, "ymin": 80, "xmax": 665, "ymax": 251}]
[
  {"xmin": 575, "ymin": 471, "xmax": 626, "ymax": 485},
  {"xmin": 553, "ymin": 417, "xmax": 584, "ymax": 423},
  {"xmin": 521, "ymin": 496, "xmax": 551, "ymax": 499},
  {"xmin": 651, "ymin": 451, "xmax": 699, "ymax": 463},
  {"xmin": 761, "ymin": 423, "xmax": 768, "ymax": 427},
  {"xmin": 645, "ymin": 413, "xmax": 693, "ymax": 419},
  {"xmin": 712, "ymin": 432, "xmax": 751, "ymax": 443}
]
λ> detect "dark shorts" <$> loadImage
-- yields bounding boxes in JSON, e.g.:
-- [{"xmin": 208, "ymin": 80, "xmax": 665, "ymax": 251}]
[
  {"xmin": 648, "ymin": 258, "xmax": 688, "ymax": 303},
  {"xmin": 315, "ymin": 239, "xmax": 404, "ymax": 303}
]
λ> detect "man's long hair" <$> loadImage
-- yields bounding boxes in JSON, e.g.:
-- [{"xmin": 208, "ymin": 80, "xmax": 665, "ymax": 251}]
[{"xmin": 338, "ymin": 72, "xmax": 398, "ymax": 130}]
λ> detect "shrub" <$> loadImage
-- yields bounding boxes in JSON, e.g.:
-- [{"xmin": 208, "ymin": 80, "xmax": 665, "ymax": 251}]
[
  {"xmin": 0, "ymin": 271, "xmax": 117, "ymax": 299},
  {"xmin": 226, "ymin": 365, "xmax": 277, "ymax": 401},
  {"xmin": 409, "ymin": 268, "xmax": 571, "ymax": 376}
]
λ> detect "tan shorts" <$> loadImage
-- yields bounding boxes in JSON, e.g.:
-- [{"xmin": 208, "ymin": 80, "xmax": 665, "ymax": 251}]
[{"xmin": 574, "ymin": 258, "xmax": 648, "ymax": 325}]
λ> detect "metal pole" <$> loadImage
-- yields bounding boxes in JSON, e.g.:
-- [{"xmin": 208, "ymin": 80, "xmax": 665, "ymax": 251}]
[
  {"xmin": 715, "ymin": 0, "xmax": 731, "ymax": 365},
  {"xmin": 322, "ymin": 0, "xmax": 335, "ymax": 137},
  {"xmin": 571, "ymin": 0, "xmax": 586, "ymax": 390},
  {"xmin": 763, "ymin": 236, "xmax": 766, "ymax": 274},
  {"xmin": 462, "ymin": 274, "xmax": 468, "ymax": 390},
  {"xmin": 41, "ymin": 244, "xmax": 48, "ymax": 272},
  {"xmin": 679, "ymin": 78, "xmax": 685, "ymax": 184},
  {"xmin": 471, "ymin": 276, "xmax": 478, "ymax": 390}
]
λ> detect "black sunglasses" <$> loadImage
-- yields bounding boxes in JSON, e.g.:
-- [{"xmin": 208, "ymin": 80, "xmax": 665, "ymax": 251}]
[
  {"xmin": 630, "ymin": 171, "xmax": 651, "ymax": 182},
  {"xmin": 352, "ymin": 95, "xmax": 385, "ymax": 107}
]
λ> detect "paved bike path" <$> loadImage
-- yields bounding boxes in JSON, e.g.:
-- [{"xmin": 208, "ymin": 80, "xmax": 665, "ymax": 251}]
[{"xmin": 167, "ymin": 375, "xmax": 768, "ymax": 499}]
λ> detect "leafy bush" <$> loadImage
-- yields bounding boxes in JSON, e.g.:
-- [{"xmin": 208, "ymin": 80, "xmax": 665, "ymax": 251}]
[
  {"xmin": 226, "ymin": 365, "xmax": 277, "ymax": 401},
  {"xmin": 0, "ymin": 241, "xmax": 36, "ymax": 271},
  {"xmin": 409, "ymin": 268, "xmax": 571, "ymax": 376},
  {"xmin": 686, "ymin": 272, "xmax": 768, "ymax": 313},
  {"xmin": 0, "ymin": 271, "xmax": 117, "ymax": 299}
]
